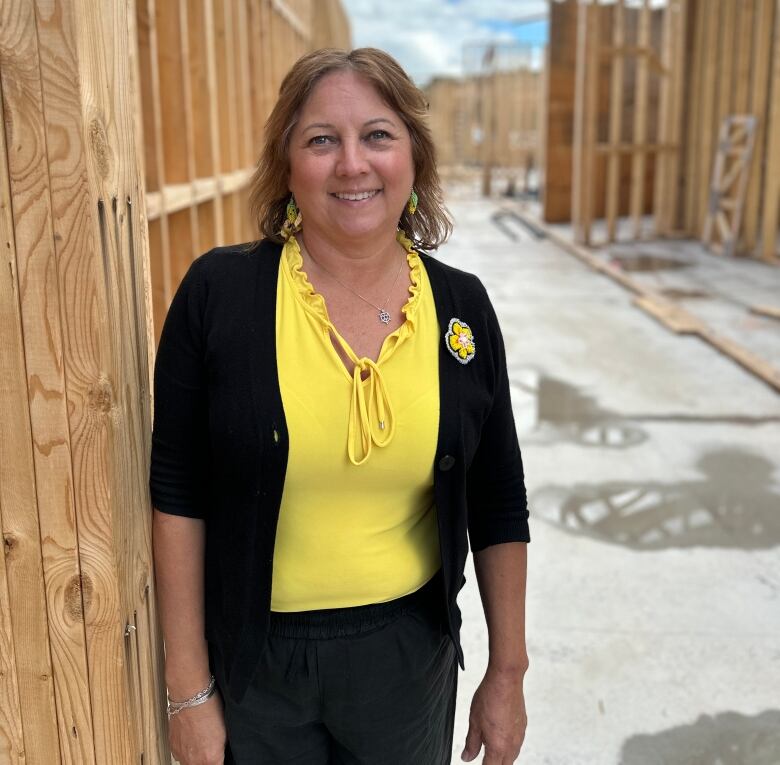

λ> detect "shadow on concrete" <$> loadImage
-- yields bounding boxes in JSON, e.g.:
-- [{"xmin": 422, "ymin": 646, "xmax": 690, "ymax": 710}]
[
  {"xmin": 619, "ymin": 709, "xmax": 780, "ymax": 764},
  {"xmin": 512, "ymin": 374, "xmax": 648, "ymax": 448},
  {"xmin": 529, "ymin": 448, "xmax": 780, "ymax": 549}
]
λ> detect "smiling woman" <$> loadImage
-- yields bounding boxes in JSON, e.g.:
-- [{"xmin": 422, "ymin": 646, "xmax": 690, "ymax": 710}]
[{"xmin": 151, "ymin": 47, "xmax": 530, "ymax": 765}]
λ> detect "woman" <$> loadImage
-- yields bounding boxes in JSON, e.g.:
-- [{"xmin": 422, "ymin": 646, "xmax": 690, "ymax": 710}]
[{"xmin": 151, "ymin": 47, "xmax": 530, "ymax": 765}]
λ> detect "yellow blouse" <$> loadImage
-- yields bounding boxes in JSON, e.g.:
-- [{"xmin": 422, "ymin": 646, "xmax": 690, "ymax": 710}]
[{"xmin": 270, "ymin": 232, "xmax": 441, "ymax": 611}]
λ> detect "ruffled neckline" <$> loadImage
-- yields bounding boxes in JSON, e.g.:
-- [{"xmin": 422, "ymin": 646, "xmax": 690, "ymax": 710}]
[{"xmin": 282, "ymin": 231, "xmax": 423, "ymax": 338}]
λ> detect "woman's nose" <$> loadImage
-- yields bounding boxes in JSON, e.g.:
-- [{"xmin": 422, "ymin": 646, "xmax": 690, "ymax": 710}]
[{"xmin": 335, "ymin": 139, "xmax": 369, "ymax": 176}]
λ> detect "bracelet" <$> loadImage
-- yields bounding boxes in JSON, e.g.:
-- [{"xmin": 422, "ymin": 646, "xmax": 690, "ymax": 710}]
[{"xmin": 166, "ymin": 675, "xmax": 217, "ymax": 717}]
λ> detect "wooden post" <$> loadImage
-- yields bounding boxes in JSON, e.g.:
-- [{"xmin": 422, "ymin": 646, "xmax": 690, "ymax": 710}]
[
  {"xmin": 606, "ymin": 0, "xmax": 625, "ymax": 242},
  {"xmin": 761, "ymin": 0, "xmax": 780, "ymax": 261},
  {"xmin": 573, "ymin": 0, "xmax": 598, "ymax": 245},
  {"xmin": 629, "ymin": 0, "xmax": 651, "ymax": 239}
]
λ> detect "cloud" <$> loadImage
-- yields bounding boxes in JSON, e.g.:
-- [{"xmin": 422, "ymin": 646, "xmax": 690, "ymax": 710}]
[{"xmin": 342, "ymin": 0, "xmax": 548, "ymax": 85}]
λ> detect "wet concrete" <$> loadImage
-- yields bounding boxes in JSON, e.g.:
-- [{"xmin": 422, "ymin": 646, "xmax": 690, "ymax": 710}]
[
  {"xmin": 443, "ymin": 195, "xmax": 780, "ymax": 764},
  {"xmin": 530, "ymin": 448, "xmax": 780, "ymax": 550},
  {"xmin": 619, "ymin": 710, "xmax": 780, "ymax": 764}
]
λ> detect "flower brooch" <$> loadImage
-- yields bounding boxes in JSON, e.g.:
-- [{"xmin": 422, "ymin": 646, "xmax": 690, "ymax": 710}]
[{"xmin": 446, "ymin": 318, "xmax": 476, "ymax": 364}]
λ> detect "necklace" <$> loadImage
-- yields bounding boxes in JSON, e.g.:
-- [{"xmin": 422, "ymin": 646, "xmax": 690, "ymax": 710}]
[{"xmin": 303, "ymin": 242, "xmax": 406, "ymax": 325}]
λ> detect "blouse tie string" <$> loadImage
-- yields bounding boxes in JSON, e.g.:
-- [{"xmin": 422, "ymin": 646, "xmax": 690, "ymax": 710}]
[{"xmin": 347, "ymin": 358, "xmax": 395, "ymax": 466}]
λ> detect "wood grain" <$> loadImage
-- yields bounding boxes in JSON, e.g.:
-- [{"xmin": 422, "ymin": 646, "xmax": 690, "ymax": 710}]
[{"xmin": 0, "ymin": 2, "xmax": 95, "ymax": 761}]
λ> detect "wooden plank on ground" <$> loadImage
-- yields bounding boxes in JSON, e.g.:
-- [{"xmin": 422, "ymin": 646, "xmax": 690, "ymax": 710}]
[
  {"xmin": 0, "ymin": 2, "xmax": 96, "ymax": 762},
  {"xmin": 749, "ymin": 304, "xmax": 780, "ymax": 319}
]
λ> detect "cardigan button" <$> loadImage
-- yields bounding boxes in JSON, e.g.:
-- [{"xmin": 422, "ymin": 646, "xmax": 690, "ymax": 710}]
[{"xmin": 438, "ymin": 454, "xmax": 456, "ymax": 471}]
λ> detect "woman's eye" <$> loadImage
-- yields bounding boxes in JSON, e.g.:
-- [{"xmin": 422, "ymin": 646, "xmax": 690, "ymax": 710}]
[
  {"xmin": 309, "ymin": 135, "xmax": 332, "ymax": 146},
  {"xmin": 367, "ymin": 129, "xmax": 390, "ymax": 141}
]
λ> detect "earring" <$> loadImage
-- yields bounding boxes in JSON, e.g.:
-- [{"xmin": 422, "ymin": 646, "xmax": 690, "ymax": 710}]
[
  {"xmin": 280, "ymin": 194, "xmax": 303, "ymax": 240},
  {"xmin": 407, "ymin": 188, "xmax": 418, "ymax": 215}
]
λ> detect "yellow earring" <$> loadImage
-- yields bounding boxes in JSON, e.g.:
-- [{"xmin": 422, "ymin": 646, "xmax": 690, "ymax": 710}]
[
  {"xmin": 280, "ymin": 195, "xmax": 303, "ymax": 240},
  {"xmin": 407, "ymin": 188, "xmax": 418, "ymax": 215}
]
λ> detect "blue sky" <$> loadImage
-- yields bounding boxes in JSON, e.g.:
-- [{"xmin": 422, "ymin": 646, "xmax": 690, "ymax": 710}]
[{"xmin": 340, "ymin": 0, "xmax": 549, "ymax": 85}]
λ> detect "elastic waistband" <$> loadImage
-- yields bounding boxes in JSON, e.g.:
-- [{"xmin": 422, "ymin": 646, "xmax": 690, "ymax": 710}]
[{"xmin": 268, "ymin": 570, "xmax": 442, "ymax": 639}]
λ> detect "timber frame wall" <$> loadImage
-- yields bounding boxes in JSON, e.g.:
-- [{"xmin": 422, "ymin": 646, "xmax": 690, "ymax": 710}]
[
  {"xmin": 138, "ymin": 0, "xmax": 350, "ymax": 340},
  {"xmin": 426, "ymin": 68, "xmax": 543, "ymax": 183},
  {"xmin": 543, "ymin": 0, "xmax": 780, "ymax": 264},
  {"xmin": 0, "ymin": 1, "xmax": 348, "ymax": 763}
]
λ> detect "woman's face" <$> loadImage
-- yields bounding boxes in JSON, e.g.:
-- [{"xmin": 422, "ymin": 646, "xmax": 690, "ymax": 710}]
[{"xmin": 287, "ymin": 70, "xmax": 415, "ymax": 247}]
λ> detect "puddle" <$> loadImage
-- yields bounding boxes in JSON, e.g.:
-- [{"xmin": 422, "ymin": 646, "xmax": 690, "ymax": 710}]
[
  {"xmin": 619, "ymin": 709, "xmax": 780, "ymax": 764},
  {"xmin": 609, "ymin": 253, "xmax": 691, "ymax": 272},
  {"xmin": 530, "ymin": 448, "xmax": 780, "ymax": 550},
  {"xmin": 512, "ymin": 373, "xmax": 647, "ymax": 448}
]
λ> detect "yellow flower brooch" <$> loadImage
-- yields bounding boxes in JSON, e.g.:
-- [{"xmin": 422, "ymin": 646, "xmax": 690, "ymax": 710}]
[{"xmin": 446, "ymin": 318, "xmax": 476, "ymax": 364}]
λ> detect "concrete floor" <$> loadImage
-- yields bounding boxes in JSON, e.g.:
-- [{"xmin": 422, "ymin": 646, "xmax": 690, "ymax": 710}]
[{"xmin": 440, "ymin": 195, "xmax": 780, "ymax": 764}]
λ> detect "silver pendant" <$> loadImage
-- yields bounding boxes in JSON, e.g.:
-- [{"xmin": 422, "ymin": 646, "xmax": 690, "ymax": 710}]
[{"xmin": 378, "ymin": 309, "xmax": 391, "ymax": 324}]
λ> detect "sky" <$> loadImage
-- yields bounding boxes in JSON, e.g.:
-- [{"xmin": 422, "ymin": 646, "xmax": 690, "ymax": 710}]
[{"xmin": 340, "ymin": 0, "xmax": 549, "ymax": 86}]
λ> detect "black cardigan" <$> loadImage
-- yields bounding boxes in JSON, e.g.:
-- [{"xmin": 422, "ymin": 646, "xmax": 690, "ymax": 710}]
[{"xmin": 150, "ymin": 238, "xmax": 530, "ymax": 702}]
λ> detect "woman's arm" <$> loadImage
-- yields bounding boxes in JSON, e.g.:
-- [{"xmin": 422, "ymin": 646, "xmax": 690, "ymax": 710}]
[
  {"xmin": 153, "ymin": 510, "xmax": 226, "ymax": 765},
  {"xmin": 462, "ymin": 541, "xmax": 529, "ymax": 764}
]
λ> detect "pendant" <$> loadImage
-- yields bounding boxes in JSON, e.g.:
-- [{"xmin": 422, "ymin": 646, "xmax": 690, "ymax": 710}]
[{"xmin": 378, "ymin": 309, "xmax": 391, "ymax": 324}]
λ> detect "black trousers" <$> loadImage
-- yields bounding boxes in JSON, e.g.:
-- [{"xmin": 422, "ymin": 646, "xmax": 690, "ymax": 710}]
[{"xmin": 213, "ymin": 572, "xmax": 458, "ymax": 764}]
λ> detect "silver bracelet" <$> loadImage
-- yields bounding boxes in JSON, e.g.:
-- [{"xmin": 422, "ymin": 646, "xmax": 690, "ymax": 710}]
[{"xmin": 167, "ymin": 675, "xmax": 217, "ymax": 717}]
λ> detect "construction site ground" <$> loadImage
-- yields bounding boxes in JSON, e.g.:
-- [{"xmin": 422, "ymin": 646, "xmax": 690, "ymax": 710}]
[{"xmin": 442, "ymin": 189, "xmax": 780, "ymax": 764}]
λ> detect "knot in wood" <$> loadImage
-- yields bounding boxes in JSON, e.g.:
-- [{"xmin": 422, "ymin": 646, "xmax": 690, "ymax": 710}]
[
  {"xmin": 88, "ymin": 376, "xmax": 114, "ymax": 414},
  {"xmin": 89, "ymin": 118, "xmax": 111, "ymax": 179},
  {"xmin": 3, "ymin": 534, "xmax": 16, "ymax": 556},
  {"xmin": 64, "ymin": 573, "xmax": 93, "ymax": 621}
]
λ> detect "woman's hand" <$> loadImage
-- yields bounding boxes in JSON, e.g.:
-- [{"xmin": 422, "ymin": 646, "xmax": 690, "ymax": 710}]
[
  {"xmin": 169, "ymin": 693, "xmax": 227, "ymax": 765},
  {"xmin": 461, "ymin": 666, "xmax": 527, "ymax": 764}
]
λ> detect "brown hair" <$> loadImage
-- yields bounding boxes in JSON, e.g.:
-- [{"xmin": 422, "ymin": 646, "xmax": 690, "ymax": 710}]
[{"xmin": 248, "ymin": 47, "xmax": 452, "ymax": 250}]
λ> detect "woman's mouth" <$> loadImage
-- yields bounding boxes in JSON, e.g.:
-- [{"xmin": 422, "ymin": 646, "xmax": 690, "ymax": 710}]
[{"xmin": 331, "ymin": 190, "xmax": 381, "ymax": 201}]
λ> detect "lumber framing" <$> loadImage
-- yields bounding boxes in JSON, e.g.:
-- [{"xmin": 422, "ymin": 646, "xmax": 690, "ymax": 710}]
[
  {"xmin": 0, "ymin": 1, "xmax": 350, "ymax": 762},
  {"xmin": 548, "ymin": 0, "xmax": 780, "ymax": 262}
]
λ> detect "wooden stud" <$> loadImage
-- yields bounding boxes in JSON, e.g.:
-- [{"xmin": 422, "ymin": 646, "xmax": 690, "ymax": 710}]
[
  {"xmin": 0, "ymin": 3, "xmax": 96, "ymax": 761},
  {"xmin": 138, "ymin": 0, "xmax": 173, "ymax": 315},
  {"xmin": 744, "ymin": 0, "xmax": 776, "ymax": 251},
  {"xmin": 606, "ymin": 0, "xmax": 625, "ymax": 242},
  {"xmin": 203, "ymin": 0, "xmax": 226, "ymax": 245},
  {"xmin": 177, "ymin": 0, "xmax": 201, "ymax": 257},
  {"xmin": 695, "ymin": 0, "xmax": 721, "ymax": 234},
  {"xmin": 0, "ymin": 76, "xmax": 60, "ymax": 765},
  {"xmin": 683, "ymin": 0, "xmax": 704, "ymax": 233},
  {"xmin": 734, "ymin": 0, "xmax": 755, "ymax": 115},
  {"xmin": 629, "ymin": 0, "xmax": 651, "ymax": 239},
  {"xmin": 761, "ymin": 0, "xmax": 780, "ymax": 261},
  {"xmin": 573, "ymin": 0, "xmax": 598, "ymax": 244}
]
